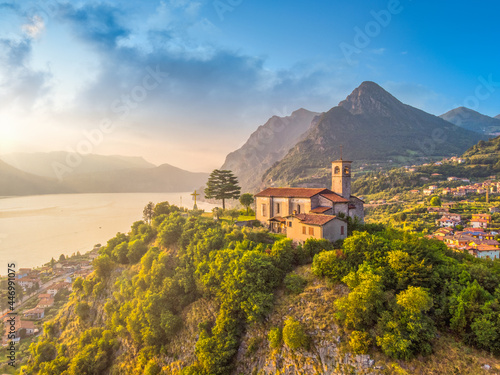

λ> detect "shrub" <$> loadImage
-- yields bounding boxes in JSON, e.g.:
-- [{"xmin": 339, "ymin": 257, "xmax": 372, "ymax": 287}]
[
  {"xmin": 283, "ymin": 317, "xmax": 308, "ymax": 350},
  {"xmin": 349, "ymin": 331, "xmax": 372, "ymax": 354},
  {"xmin": 268, "ymin": 327, "xmax": 282, "ymax": 349}
]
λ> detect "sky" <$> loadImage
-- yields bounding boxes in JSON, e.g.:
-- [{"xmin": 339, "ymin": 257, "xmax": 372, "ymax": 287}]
[{"xmin": 0, "ymin": 0, "xmax": 499, "ymax": 172}]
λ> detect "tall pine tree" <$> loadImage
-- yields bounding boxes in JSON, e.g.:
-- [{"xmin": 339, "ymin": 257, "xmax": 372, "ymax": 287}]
[{"xmin": 204, "ymin": 170, "xmax": 241, "ymax": 209}]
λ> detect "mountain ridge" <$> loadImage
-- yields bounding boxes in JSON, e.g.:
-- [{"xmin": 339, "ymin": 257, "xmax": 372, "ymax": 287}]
[
  {"xmin": 439, "ymin": 107, "xmax": 500, "ymax": 135},
  {"xmin": 261, "ymin": 81, "xmax": 485, "ymax": 189}
]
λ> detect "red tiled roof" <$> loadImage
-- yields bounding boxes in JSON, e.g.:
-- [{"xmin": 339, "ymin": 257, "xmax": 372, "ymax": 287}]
[
  {"xmin": 476, "ymin": 245, "xmax": 499, "ymax": 252},
  {"xmin": 291, "ymin": 214, "xmax": 339, "ymax": 226},
  {"xmin": 310, "ymin": 206, "xmax": 332, "ymax": 213},
  {"xmin": 255, "ymin": 187, "xmax": 329, "ymax": 198},
  {"xmin": 320, "ymin": 193, "xmax": 349, "ymax": 203}
]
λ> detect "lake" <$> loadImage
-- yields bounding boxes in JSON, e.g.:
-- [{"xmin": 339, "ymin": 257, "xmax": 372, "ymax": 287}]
[{"xmin": 0, "ymin": 193, "xmax": 217, "ymax": 272}]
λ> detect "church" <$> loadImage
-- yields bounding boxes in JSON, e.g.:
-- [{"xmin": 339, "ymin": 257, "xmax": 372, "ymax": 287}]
[{"xmin": 255, "ymin": 158, "xmax": 364, "ymax": 243}]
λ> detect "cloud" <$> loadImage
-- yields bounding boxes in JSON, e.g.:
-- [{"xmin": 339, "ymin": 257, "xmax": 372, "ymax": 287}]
[{"xmin": 22, "ymin": 15, "xmax": 45, "ymax": 38}]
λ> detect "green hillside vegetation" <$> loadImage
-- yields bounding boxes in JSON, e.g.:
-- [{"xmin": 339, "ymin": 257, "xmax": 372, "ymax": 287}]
[{"xmin": 21, "ymin": 202, "xmax": 500, "ymax": 374}]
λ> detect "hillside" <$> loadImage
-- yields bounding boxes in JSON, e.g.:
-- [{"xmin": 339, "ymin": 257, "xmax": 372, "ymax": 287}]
[
  {"xmin": 220, "ymin": 108, "xmax": 320, "ymax": 192},
  {"xmin": 262, "ymin": 82, "xmax": 484, "ymax": 189},
  {"xmin": 20, "ymin": 207, "xmax": 500, "ymax": 375},
  {"xmin": 60, "ymin": 163, "xmax": 209, "ymax": 193},
  {"xmin": 440, "ymin": 107, "xmax": 500, "ymax": 135},
  {"xmin": 0, "ymin": 152, "xmax": 156, "ymax": 179},
  {"xmin": 0, "ymin": 160, "xmax": 72, "ymax": 196},
  {"xmin": 0, "ymin": 157, "xmax": 207, "ymax": 195}
]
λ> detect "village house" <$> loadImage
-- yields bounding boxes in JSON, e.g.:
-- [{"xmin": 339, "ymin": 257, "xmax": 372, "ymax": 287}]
[
  {"xmin": 37, "ymin": 297, "xmax": 55, "ymax": 308},
  {"xmin": 470, "ymin": 245, "xmax": 500, "ymax": 260},
  {"xmin": 18, "ymin": 277, "xmax": 40, "ymax": 291},
  {"xmin": 470, "ymin": 214, "xmax": 492, "ymax": 229},
  {"xmin": 255, "ymin": 157, "xmax": 364, "ymax": 243},
  {"xmin": 47, "ymin": 281, "xmax": 72, "ymax": 297},
  {"xmin": 2, "ymin": 319, "xmax": 36, "ymax": 345},
  {"xmin": 23, "ymin": 307, "xmax": 45, "ymax": 320},
  {"xmin": 436, "ymin": 216, "xmax": 461, "ymax": 228}
]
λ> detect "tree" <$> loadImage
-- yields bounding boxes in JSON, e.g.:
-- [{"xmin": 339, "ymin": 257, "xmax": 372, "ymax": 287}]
[
  {"xmin": 226, "ymin": 208, "xmax": 240, "ymax": 223},
  {"xmin": 59, "ymin": 254, "xmax": 66, "ymax": 262},
  {"xmin": 204, "ymin": 169, "xmax": 241, "ymax": 209},
  {"xmin": 143, "ymin": 202, "xmax": 155, "ymax": 224},
  {"xmin": 239, "ymin": 193, "xmax": 254, "ymax": 215},
  {"xmin": 430, "ymin": 196, "xmax": 441, "ymax": 207}
]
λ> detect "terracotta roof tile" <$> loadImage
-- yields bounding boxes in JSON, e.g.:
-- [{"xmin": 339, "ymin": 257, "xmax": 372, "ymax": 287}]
[
  {"xmin": 268, "ymin": 216, "xmax": 286, "ymax": 222},
  {"xmin": 290, "ymin": 214, "xmax": 339, "ymax": 226},
  {"xmin": 310, "ymin": 206, "xmax": 332, "ymax": 213},
  {"xmin": 320, "ymin": 193, "xmax": 350, "ymax": 203}
]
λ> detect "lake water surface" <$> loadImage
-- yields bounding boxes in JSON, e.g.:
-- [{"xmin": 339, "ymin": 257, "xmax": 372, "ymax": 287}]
[{"xmin": 0, "ymin": 193, "xmax": 216, "ymax": 271}]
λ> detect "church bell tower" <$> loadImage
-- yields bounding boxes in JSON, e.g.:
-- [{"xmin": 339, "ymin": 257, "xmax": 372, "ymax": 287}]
[{"xmin": 331, "ymin": 158, "xmax": 352, "ymax": 200}]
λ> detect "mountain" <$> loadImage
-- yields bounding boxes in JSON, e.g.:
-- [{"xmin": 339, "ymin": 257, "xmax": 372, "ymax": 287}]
[
  {"xmin": 220, "ymin": 108, "xmax": 320, "ymax": 192},
  {"xmin": 0, "ymin": 152, "xmax": 156, "ymax": 179},
  {"xmin": 496, "ymin": 115, "xmax": 500, "ymax": 120},
  {"xmin": 61, "ymin": 163, "xmax": 209, "ymax": 193},
  {"xmin": 0, "ymin": 160, "xmax": 72, "ymax": 196},
  {"xmin": 0, "ymin": 157, "xmax": 207, "ymax": 196},
  {"xmin": 439, "ymin": 107, "xmax": 500, "ymax": 134},
  {"xmin": 262, "ymin": 81, "xmax": 485, "ymax": 188}
]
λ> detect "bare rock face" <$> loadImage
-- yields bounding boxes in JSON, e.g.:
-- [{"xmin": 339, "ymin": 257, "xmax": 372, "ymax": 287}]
[{"xmin": 220, "ymin": 108, "xmax": 320, "ymax": 192}]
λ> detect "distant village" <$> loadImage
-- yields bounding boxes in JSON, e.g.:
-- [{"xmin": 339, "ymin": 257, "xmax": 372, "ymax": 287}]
[{"xmin": 1, "ymin": 248, "xmax": 98, "ymax": 347}]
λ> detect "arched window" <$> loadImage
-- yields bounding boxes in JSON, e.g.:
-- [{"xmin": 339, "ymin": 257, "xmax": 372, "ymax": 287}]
[
  {"xmin": 334, "ymin": 166, "xmax": 340, "ymax": 174},
  {"xmin": 344, "ymin": 167, "xmax": 350, "ymax": 175}
]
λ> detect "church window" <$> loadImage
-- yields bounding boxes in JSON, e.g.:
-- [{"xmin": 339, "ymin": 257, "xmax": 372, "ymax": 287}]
[
  {"xmin": 262, "ymin": 204, "xmax": 267, "ymax": 217},
  {"xmin": 276, "ymin": 203, "xmax": 280, "ymax": 214},
  {"xmin": 297, "ymin": 204, "xmax": 301, "ymax": 214},
  {"xmin": 344, "ymin": 167, "xmax": 350, "ymax": 175},
  {"xmin": 309, "ymin": 227, "xmax": 314, "ymax": 235},
  {"xmin": 341, "ymin": 226, "xmax": 345, "ymax": 235},
  {"xmin": 334, "ymin": 166, "xmax": 340, "ymax": 174},
  {"xmin": 302, "ymin": 226, "xmax": 306, "ymax": 234}
]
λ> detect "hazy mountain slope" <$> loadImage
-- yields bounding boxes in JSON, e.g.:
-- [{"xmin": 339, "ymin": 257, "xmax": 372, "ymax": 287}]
[
  {"xmin": 61, "ymin": 163, "xmax": 208, "ymax": 193},
  {"xmin": 496, "ymin": 114, "xmax": 500, "ymax": 120},
  {"xmin": 220, "ymin": 108, "xmax": 320, "ymax": 192},
  {"xmin": 0, "ymin": 160, "xmax": 72, "ymax": 196},
  {"xmin": 440, "ymin": 107, "xmax": 500, "ymax": 134},
  {"xmin": 262, "ymin": 82, "xmax": 484, "ymax": 188},
  {"xmin": 0, "ymin": 152, "xmax": 156, "ymax": 178}
]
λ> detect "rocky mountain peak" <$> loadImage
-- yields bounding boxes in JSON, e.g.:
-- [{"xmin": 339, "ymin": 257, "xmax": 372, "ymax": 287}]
[{"xmin": 338, "ymin": 81, "xmax": 403, "ymax": 116}]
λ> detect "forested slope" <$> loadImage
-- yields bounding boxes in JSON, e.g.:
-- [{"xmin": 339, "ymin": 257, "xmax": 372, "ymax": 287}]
[{"xmin": 22, "ymin": 203, "xmax": 500, "ymax": 374}]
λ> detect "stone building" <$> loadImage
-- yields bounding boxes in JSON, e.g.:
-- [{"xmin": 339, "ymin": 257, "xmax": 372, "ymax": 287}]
[{"xmin": 255, "ymin": 158, "xmax": 364, "ymax": 242}]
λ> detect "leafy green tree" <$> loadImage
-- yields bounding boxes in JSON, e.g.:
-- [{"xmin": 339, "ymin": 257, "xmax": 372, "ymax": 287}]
[
  {"xmin": 283, "ymin": 316, "xmax": 308, "ymax": 350},
  {"xmin": 204, "ymin": 169, "xmax": 241, "ymax": 209},
  {"xmin": 335, "ymin": 264, "xmax": 385, "ymax": 330},
  {"xmin": 59, "ymin": 254, "xmax": 66, "ymax": 262},
  {"xmin": 239, "ymin": 193, "xmax": 254, "ymax": 215},
  {"xmin": 143, "ymin": 201, "xmax": 155, "ymax": 224},
  {"xmin": 430, "ymin": 196, "xmax": 441, "ymax": 207},
  {"xmin": 312, "ymin": 250, "xmax": 349, "ymax": 282},
  {"xmin": 377, "ymin": 287, "xmax": 436, "ymax": 359}
]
